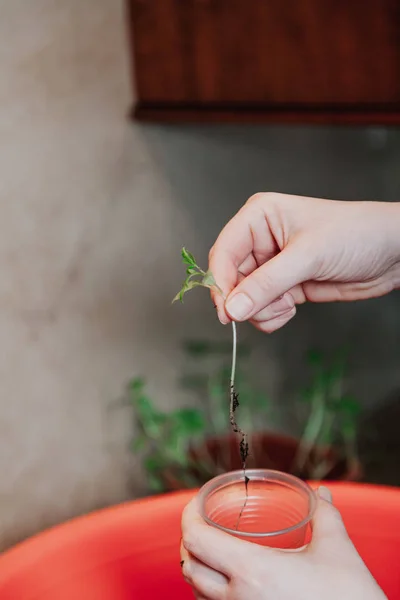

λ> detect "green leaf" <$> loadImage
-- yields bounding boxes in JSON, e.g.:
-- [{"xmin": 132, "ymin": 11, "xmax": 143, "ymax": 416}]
[
  {"xmin": 133, "ymin": 394, "xmax": 156, "ymax": 417},
  {"xmin": 174, "ymin": 250, "xmax": 223, "ymax": 304},
  {"xmin": 308, "ymin": 349, "xmax": 323, "ymax": 366},
  {"xmin": 129, "ymin": 377, "xmax": 145, "ymax": 393},
  {"xmin": 338, "ymin": 395, "xmax": 360, "ymax": 415},
  {"xmin": 172, "ymin": 287, "xmax": 186, "ymax": 304},
  {"xmin": 132, "ymin": 395, "xmax": 166, "ymax": 437},
  {"xmin": 172, "ymin": 279, "xmax": 203, "ymax": 303},
  {"xmin": 163, "ymin": 435, "xmax": 191, "ymax": 467},
  {"xmin": 172, "ymin": 289, "xmax": 183, "ymax": 304},
  {"xmin": 183, "ymin": 279, "xmax": 203, "ymax": 294},
  {"xmin": 181, "ymin": 247, "xmax": 197, "ymax": 267},
  {"xmin": 172, "ymin": 408, "xmax": 205, "ymax": 434},
  {"xmin": 144, "ymin": 455, "xmax": 163, "ymax": 473}
]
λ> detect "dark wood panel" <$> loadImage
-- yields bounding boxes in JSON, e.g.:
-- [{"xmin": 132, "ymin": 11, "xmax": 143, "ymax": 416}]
[
  {"xmin": 133, "ymin": 102, "xmax": 400, "ymax": 125},
  {"xmin": 127, "ymin": 0, "xmax": 400, "ymax": 113},
  {"xmin": 127, "ymin": 0, "xmax": 194, "ymax": 102}
]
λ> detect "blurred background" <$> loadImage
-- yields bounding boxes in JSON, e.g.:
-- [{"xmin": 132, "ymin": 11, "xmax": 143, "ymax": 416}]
[{"xmin": 0, "ymin": 0, "xmax": 400, "ymax": 551}]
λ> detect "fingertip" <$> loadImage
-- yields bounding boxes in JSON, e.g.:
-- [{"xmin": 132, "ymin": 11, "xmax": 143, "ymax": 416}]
[
  {"xmin": 181, "ymin": 496, "xmax": 202, "ymax": 536},
  {"xmin": 218, "ymin": 310, "xmax": 230, "ymax": 325},
  {"xmin": 211, "ymin": 291, "xmax": 230, "ymax": 325},
  {"xmin": 311, "ymin": 488, "xmax": 348, "ymax": 547},
  {"xmin": 318, "ymin": 486, "xmax": 333, "ymax": 504}
]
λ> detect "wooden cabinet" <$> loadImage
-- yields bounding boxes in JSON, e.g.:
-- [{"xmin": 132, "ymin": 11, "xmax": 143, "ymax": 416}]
[{"xmin": 126, "ymin": 0, "xmax": 400, "ymax": 123}]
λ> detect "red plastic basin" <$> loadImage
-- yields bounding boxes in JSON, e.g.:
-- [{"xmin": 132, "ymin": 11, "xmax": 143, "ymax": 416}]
[{"xmin": 0, "ymin": 483, "xmax": 398, "ymax": 599}]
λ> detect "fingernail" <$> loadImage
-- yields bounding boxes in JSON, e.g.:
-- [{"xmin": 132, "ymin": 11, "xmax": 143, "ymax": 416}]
[
  {"xmin": 225, "ymin": 293, "xmax": 254, "ymax": 321},
  {"xmin": 271, "ymin": 294, "xmax": 294, "ymax": 315},
  {"xmin": 318, "ymin": 486, "xmax": 332, "ymax": 503}
]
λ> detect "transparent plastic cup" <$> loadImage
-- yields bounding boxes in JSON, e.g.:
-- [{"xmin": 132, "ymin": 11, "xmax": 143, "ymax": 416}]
[{"xmin": 198, "ymin": 469, "xmax": 316, "ymax": 549}]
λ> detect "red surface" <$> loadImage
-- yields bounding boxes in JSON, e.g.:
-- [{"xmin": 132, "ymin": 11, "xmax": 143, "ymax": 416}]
[{"xmin": 0, "ymin": 483, "xmax": 399, "ymax": 599}]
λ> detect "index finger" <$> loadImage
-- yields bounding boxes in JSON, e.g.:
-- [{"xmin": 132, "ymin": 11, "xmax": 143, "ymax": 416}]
[
  {"xmin": 209, "ymin": 198, "xmax": 278, "ymax": 324},
  {"xmin": 209, "ymin": 207, "xmax": 257, "ymax": 324}
]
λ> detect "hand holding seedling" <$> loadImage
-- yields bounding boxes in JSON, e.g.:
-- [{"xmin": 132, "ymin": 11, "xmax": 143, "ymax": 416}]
[
  {"xmin": 175, "ymin": 195, "xmax": 396, "ymax": 599},
  {"xmin": 181, "ymin": 487, "xmax": 387, "ymax": 600},
  {"xmin": 208, "ymin": 194, "xmax": 400, "ymax": 331}
]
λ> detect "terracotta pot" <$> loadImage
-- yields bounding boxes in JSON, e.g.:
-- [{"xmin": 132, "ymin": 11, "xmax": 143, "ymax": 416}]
[{"xmin": 162, "ymin": 431, "xmax": 362, "ymax": 491}]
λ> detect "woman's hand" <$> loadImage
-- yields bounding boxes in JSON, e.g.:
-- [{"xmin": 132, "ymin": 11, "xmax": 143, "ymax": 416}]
[
  {"xmin": 180, "ymin": 487, "xmax": 386, "ymax": 600},
  {"xmin": 209, "ymin": 194, "xmax": 400, "ymax": 332}
]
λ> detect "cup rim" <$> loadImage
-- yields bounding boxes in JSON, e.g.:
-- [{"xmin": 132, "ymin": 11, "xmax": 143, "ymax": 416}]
[{"xmin": 198, "ymin": 468, "xmax": 317, "ymax": 538}]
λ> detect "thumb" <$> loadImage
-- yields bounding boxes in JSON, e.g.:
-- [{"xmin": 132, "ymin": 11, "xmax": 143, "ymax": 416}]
[
  {"xmin": 182, "ymin": 496, "xmax": 276, "ymax": 577},
  {"xmin": 224, "ymin": 244, "xmax": 312, "ymax": 322},
  {"xmin": 311, "ymin": 486, "xmax": 350, "ymax": 549}
]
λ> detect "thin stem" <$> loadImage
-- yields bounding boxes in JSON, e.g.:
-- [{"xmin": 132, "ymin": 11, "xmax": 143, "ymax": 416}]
[
  {"xmin": 228, "ymin": 320, "xmax": 249, "ymax": 530},
  {"xmin": 230, "ymin": 321, "xmax": 237, "ymax": 391}
]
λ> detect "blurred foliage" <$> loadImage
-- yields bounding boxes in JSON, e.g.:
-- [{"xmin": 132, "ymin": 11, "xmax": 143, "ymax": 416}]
[
  {"xmin": 183, "ymin": 338, "xmax": 251, "ymax": 358},
  {"xmin": 295, "ymin": 348, "xmax": 360, "ymax": 479},
  {"xmin": 129, "ymin": 377, "xmax": 206, "ymax": 491},
  {"xmin": 129, "ymin": 342, "xmax": 360, "ymax": 492}
]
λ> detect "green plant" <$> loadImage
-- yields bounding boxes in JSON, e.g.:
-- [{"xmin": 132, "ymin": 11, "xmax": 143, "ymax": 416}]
[
  {"xmin": 293, "ymin": 349, "xmax": 360, "ymax": 479},
  {"xmin": 129, "ymin": 345, "xmax": 361, "ymax": 492},
  {"xmin": 129, "ymin": 339, "xmax": 271, "ymax": 492},
  {"xmin": 172, "ymin": 248, "xmax": 222, "ymax": 304},
  {"xmin": 129, "ymin": 377, "xmax": 209, "ymax": 491}
]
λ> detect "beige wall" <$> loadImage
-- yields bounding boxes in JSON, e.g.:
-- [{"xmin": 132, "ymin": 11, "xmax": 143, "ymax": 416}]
[{"xmin": 1, "ymin": 0, "xmax": 400, "ymax": 550}]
